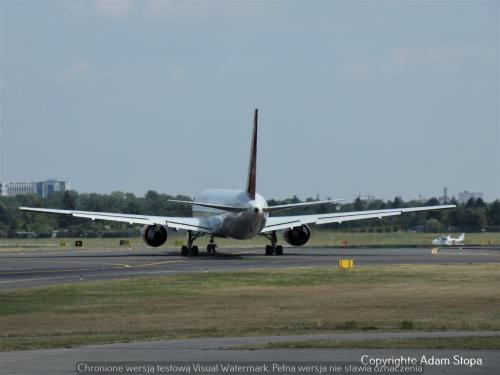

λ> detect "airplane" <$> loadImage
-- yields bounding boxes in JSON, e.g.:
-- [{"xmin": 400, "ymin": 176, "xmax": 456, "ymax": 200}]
[
  {"xmin": 20, "ymin": 109, "xmax": 456, "ymax": 256},
  {"xmin": 432, "ymin": 233, "xmax": 465, "ymax": 246}
]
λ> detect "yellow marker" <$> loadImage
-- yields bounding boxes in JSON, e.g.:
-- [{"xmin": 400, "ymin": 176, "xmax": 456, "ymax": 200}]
[
  {"xmin": 431, "ymin": 248, "xmax": 439, "ymax": 254},
  {"xmin": 339, "ymin": 259, "xmax": 353, "ymax": 270}
]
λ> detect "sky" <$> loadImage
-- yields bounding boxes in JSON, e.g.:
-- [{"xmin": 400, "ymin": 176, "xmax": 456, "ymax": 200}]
[{"xmin": 1, "ymin": 0, "xmax": 499, "ymax": 202}]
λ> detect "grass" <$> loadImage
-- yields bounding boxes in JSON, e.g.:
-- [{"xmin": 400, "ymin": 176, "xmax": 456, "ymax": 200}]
[
  {"xmin": 0, "ymin": 231, "xmax": 499, "ymax": 253},
  {"xmin": 1, "ymin": 264, "xmax": 500, "ymax": 351},
  {"xmin": 236, "ymin": 336, "xmax": 500, "ymax": 350}
]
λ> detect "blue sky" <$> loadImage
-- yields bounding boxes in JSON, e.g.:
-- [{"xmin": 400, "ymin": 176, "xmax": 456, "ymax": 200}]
[{"xmin": 1, "ymin": 0, "xmax": 498, "ymax": 201}]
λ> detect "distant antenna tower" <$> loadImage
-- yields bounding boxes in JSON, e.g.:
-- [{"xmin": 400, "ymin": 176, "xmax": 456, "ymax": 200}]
[{"xmin": 443, "ymin": 186, "xmax": 448, "ymax": 204}]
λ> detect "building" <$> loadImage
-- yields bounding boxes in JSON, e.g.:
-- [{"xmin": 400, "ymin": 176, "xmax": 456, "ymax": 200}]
[
  {"xmin": 0, "ymin": 183, "xmax": 7, "ymax": 197},
  {"xmin": 3, "ymin": 179, "xmax": 69, "ymax": 198},
  {"xmin": 36, "ymin": 180, "xmax": 69, "ymax": 198},
  {"xmin": 438, "ymin": 186, "xmax": 449, "ymax": 204},
  {"xmin": 458, "ymin": 190, "xmax": 484, "ymax": 204},
  {"xmin": 6, "ymin": 182, "xmax": 37, "ymax": 196}
]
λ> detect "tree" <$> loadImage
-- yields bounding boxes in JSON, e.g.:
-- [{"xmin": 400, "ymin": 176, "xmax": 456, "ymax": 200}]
[
  {"xmin": 475, "ymin": 198, "xmax": 485, "ymax": 208},
  {"xmin": 488, "ymin": 200, "xmax": 500, "ymax": 225},
  {"xmin": 392, "ymin": 196, "xmax": 403, "ymax": 208},
  {"xmin": 426, "ymin": 197, "xmax": 440, "ymax": 206},
  {"xmin": 465, "ymin": 197, "xmax": 476, "ymax": 208},
  {"xmin": 425, "ymin": 218, "xmax": 442, "ymax": 232},
  {"xmin": 62, "ymin": 190, "xmax": 77, "ymax": 210},
  {"xmin": 353, "ymin": 197, "xmax": 365, "ymax": 211}
]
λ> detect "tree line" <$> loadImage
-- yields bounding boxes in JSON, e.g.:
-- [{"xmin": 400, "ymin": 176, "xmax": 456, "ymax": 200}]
[{"xmin": 0, "ymin": 190, "xmax": 499, "ymax": 238}]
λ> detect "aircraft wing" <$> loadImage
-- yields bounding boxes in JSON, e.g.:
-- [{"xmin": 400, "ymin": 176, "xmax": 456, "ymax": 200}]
[
  {"xmin": 261, "ymin": 205, "xmax": 456, "ymax": 232},
  {"xmin": 19, "ymin": 207, "xmax": 213, "ymax": 233}
]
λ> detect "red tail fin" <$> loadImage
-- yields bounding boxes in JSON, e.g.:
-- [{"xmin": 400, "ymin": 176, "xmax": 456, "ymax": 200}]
[{"xmin": 246, "ymin": 109, "xmax": 258, "ymax": 199}]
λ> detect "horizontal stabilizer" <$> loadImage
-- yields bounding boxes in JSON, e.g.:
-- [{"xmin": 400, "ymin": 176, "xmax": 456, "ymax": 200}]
[
  {"xmin": 167, "ymin": 200, "xmax": 247, "ymax": 212},
  {"xmin": 265, "ymin": 199, "xmax": 344, "ymax": 213}
]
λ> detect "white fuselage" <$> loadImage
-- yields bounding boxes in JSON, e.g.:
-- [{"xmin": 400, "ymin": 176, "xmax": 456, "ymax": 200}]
[
  {"xmin": 432, "ymin": 235, "xmax": 464, "ymax": 246},
  {"xmin": 193, "ymin": 189, "xmax": 268, "ymax": 239}
]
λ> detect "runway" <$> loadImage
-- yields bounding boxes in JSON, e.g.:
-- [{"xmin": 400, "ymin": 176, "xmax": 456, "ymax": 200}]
[
  {"xmin": 1, "ymin": 246, "xmax": 499, "ymax": 290},
  {"xmin": 1, "ymin": 331, "xmax": 499, "ymax": 375}
]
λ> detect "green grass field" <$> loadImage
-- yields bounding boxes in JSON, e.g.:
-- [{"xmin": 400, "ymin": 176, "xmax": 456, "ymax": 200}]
[
  {"xmin": 0, "ymin": 231, "xmax": 498, "ymax": 253},
  {"xmin": 1, "ymin": 264, "xmax": 499, "ymax": 351}
]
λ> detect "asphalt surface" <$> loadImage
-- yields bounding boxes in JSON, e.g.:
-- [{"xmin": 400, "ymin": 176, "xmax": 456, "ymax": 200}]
[
  {"xmin": 2, "ymin": 247, "xmax": 500, "ymax": 374},
  {"xmin": 1, "ymin": 246, "xmax": 499, "ymax": 289},
  {"xmin": 1, "ymin": 331, "xmax": 499, "ymax": 375}
]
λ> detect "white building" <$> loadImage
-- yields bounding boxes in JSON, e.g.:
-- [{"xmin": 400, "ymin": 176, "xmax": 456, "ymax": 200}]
[
  {"xmin": 3, "ymin": 179, "xmax": 69, "ymax": 198},
  {"xmin": 6, "ymin": 182, "xmax": 37, "ymax": 196},
  {"xmin": 0, "ymin": 183, "xmax": 7, "ymax": 197}
]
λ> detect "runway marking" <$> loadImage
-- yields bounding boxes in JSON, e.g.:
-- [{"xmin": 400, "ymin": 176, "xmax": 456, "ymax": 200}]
[
  {"xmin": 0, "ymin": 258, "xmax": 134, "ymax": 267},
  {"xmin": 0, "ymin": 267, "xmax": 114, "ymax": 275},
  {"xmin": 0, "ymin": 269, "xmax": 182, "ymax": 285},
  {"xmin": 0, "ymin": 260, "xmax": 183, "ymax": 276},
  {"xmin": 0, "ymin": 275, "xmax": 81, "ymax": 284},
  {"xmin": 119, "ymin": 260, "xmax": 183, "ymax": 268},
  {"xmin": 0, "ymin": 249, "xmax": 176, "ymax": 257}
]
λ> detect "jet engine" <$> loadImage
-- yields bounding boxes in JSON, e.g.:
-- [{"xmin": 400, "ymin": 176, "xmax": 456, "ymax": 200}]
[
  {"xmin": 141, "ymin": 225, "xmax": 168, "ymax": 247},
  {"xmin": 283, "ymin": 224, "xmax": 311, "ymax": 246}
]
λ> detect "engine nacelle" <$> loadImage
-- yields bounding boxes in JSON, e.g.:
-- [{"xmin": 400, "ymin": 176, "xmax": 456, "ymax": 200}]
[
  {"xmin": 283, "ymin": 224, "xmax": 311, "ymax": 246},
  {"xmin": 141, "ymin": 225, "xmax": 168, "ymax": 247}
]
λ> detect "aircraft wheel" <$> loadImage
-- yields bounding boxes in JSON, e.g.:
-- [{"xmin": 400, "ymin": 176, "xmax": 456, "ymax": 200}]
[
  {"xmin": 276, "ymin": 245, "xmax": 283, "ymax": 256},
  {"xmin": 181, "ymin": 246, "xmax": 189, "ymax": 256},
  {"xmin": 191, "ymin": 246, "xmax": 199, "ymax": 256},
  {"xmin": 265, "ymin": 245, "xmax": 273, "ymax": 256}
]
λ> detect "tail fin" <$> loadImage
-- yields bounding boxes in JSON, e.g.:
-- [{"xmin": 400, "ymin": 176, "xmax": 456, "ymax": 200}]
[
  {"xmin": 246, "ymin": 108, "xmax": 258, "ymax": 199},
  {"xmin": 458, "ymin": 233, "xmax": 465, "ymax": 241}
]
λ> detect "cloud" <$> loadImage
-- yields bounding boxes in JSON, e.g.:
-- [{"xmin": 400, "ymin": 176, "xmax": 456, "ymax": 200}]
[
  {"xmin": 53, "ymin": 61, "xmax": 91, "ymax": 83},
  {"xmin": 142, "ymin": 0, "xmax": 207, "ymax": 19},
  {"xmin": 167, "ymin": 65, "xmax": 184, "ymax": 81},
  {"xmin": 95, "ymin": 0, "xmax": 135, "ymax": 18},
  {"xmin": 338, "ymin": 45, "xmax": 496, "ymax": 78},
  {"xmin": 65, "ymin": 0, "xmax": 260, "ymax": 20}
]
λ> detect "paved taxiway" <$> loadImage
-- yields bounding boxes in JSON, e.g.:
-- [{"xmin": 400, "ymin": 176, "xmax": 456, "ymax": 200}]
[
  {"xmin": 1, "ymin": 331, "xmax": 499, "ymax": 375},
  {"xmin": 1, "ymin": 246, "xmax": 499, "ymax": 289}
]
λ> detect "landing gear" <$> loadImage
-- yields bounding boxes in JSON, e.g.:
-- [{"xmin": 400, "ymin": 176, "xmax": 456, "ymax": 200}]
[
  {"xmin": 181, "ymin": 230, "xmax": 204, "ymax": 256},
  {"xmin": 206, "ymin": 236, "xmax": 217, "ymax": 255},
  {"xmin": 265, "ymin": 245, "xmax": 273, "ymax": 255},
  {"xmin": 181, "ymin": 231, "xmax": 217, "ymax": 256},
  {"xmin": 181, "ymin": 245, "xmax": 189, "ymax": 256},
  {"xmin": 262, "ymin": 231, "xmax": 284, "ymax": 256},
  {"xmin": 275, "ymin": 245, "xmax": 283, "ymax": 256}
]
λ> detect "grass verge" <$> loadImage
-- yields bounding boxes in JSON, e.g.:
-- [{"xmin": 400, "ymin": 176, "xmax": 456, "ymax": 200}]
[
  {"xmin": 235, "ymin": 336, "xmax": 500, "ymax": 350},
  {"xmin": 1, "ymin": 264, "xmax": 500, "ymax": 351},
  {"xmin": 1, "ymin": 231, "xmax": 499, "ymax": 253}
]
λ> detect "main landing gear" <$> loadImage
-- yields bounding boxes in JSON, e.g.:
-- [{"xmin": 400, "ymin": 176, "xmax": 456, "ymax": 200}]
[
  {"xmin": 181, "ymin": 231, "xmax": 217, "ymax": 256},
  {"xmin": 262, "ymin": 230, "xmax": 283, "ymax": 256},
  {"xmin": 207, "ymin": 236, "xmax": 217, "ymax": 254}
]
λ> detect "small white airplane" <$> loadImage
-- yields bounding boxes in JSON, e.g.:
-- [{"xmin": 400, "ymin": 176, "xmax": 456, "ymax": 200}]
[
  {"xmin": 432, "ymin": 233, "xmax": 465, "ymax": 246},
  {"xmin": 20, "ymin": 109, "xmax": 455, "ymax": 256}
]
